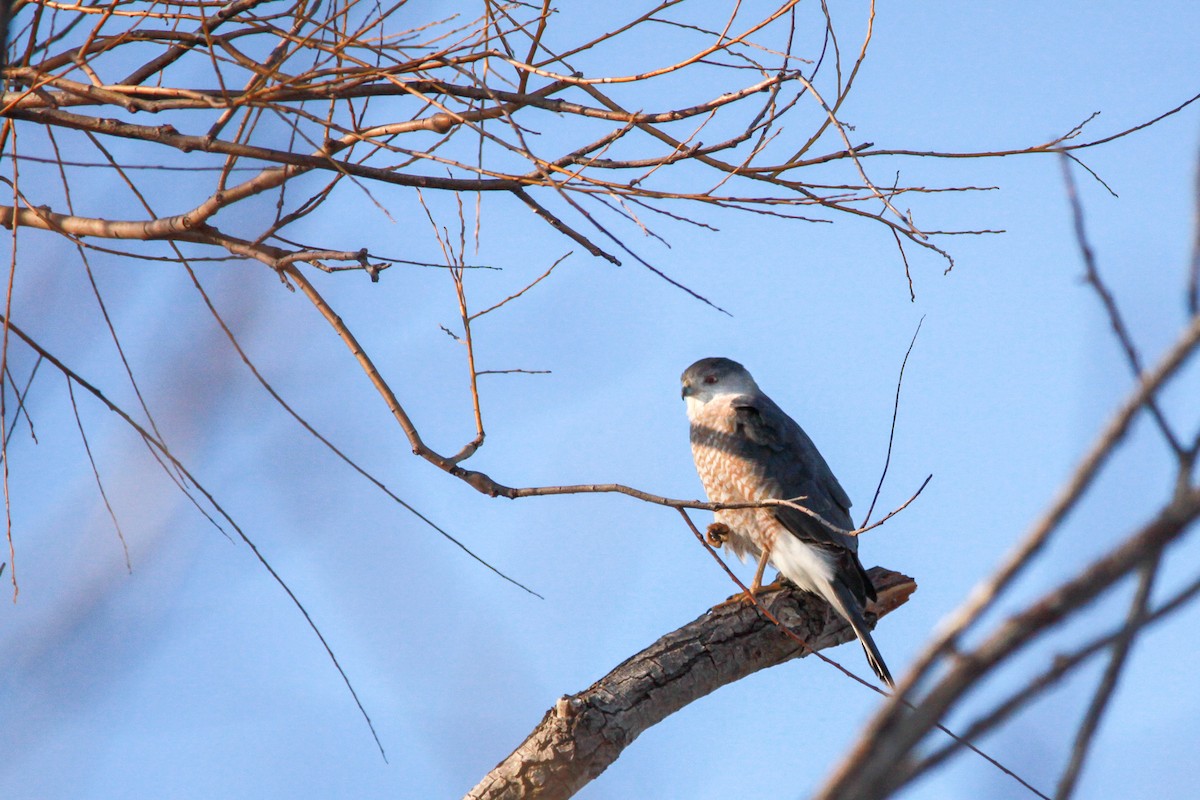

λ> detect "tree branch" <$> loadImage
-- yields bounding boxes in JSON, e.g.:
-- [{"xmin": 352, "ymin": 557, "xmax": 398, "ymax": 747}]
[
  {"xmin": 817, "ymin": 486, "xmax": 1200, "ymax": 800},
  {"xmin": 466, "ymin": 567, "xmax": 915, "ymax": 800}
]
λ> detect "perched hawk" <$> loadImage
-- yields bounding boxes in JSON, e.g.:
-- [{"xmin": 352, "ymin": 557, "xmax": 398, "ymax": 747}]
[{"xmin": 681, "ymin": 357, "xmax": 893, "ymax": 687}]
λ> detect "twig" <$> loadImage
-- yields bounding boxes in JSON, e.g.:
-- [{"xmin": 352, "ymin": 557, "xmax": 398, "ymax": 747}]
[
  {"xmin": 181, "ymin": 263, "xmax": 543, "ymax": 599},
  {"xmin": 855, "ymin": 475, "xmax": 931, "ymax": 537},
  {"xmin": 66, "ymin": 376, "xmax": 131, "ymax": 571},
  {"xmin": 863, "ymin": 316, "xmax": 923, "ymax": 525},
  {"xmin": 0, "ymin": 315, "xmax": 389, "ymax": 760},
  {"xmin": 2, "ymin": 355, "xmax": 40, "ymax": 448},
  {"xmin": 476, "ymin": 368, "xmax": 551, "ymax": 376},
  {"xmin": 470, "ymin": 251, "xmax": 570, "ymax": 319},
  {"xmin": 1060, "ymin": 156, "xmax": 1183, "ymax": 455},
  {"xmin": 510, "ymin": 188, "xmax": 620, "ymax": 264}
]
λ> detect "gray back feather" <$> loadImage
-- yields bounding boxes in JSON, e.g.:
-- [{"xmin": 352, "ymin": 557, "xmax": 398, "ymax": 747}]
[
  {"xmin": 729, "ymin": 391, "xmax": 877, "ymax": 606},
  {"xmin": 730, "ymin": 392, "xmax": 856, "ymax": 549}
]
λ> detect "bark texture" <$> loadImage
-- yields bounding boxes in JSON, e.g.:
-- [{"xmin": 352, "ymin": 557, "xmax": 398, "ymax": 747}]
[{"xmin": 466, "ymin": 567, "xmax": 915, "ymax": 799}]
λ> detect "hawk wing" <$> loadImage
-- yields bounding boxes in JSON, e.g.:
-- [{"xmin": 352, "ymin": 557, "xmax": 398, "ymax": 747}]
[{"xmin": 730, "ymin": 392, "xmax": 876, "ymax": 603}]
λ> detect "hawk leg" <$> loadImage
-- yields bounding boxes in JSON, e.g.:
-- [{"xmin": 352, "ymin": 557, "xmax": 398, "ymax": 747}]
[
  {"xmin": 711, "ymin": 542, "xmax": 782, "ymax": 610},
  {"xmin": 750, "ymin": 543, "xmax": 773, "ymax": 593}
]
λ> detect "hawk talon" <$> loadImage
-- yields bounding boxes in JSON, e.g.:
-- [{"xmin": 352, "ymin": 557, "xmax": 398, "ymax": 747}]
[
  {"xmin": 710, "ymin": 576, "xmax": 787, "ymax": 611},
  {"xmin": 711, "ymin": 589, "xmax": 755, "ymax": 611},
  {"xmin": 705, "ymin": 522, "xmax": 731, "ymax": 547}
]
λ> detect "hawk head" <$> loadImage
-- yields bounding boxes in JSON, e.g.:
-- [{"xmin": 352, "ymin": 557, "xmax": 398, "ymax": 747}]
[{"xmin": 680, "ymin": 357, "xmax": 759, "ymax": 414}]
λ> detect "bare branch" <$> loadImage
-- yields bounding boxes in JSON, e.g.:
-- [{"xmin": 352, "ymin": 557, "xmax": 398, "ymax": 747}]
[
  {"xmin": 1054, "ymin": 555, "xmax": 1160, "ymax": 799},
  {"xmin": 470, "ymin": 251, "xmax": 571, "ymax": 319},
  {"xmin": 1060, "ymin": 156, "xmax": 1183, "ymax": 455},
  {"xmin": 5, "ymin": 6, "xmax": 1199, "ymax": 794},
  {"xmin": 66, "ymin": 376, "xmax": 130, "ymax": 571},
  {"xmin": 863, "ymin": 316, "xmax": 923, "ymax": 524},
  {"xmin": 912, "ymin": 566, "xmax": 1200, "ymax": 782},
  {"xmin": 0, "ymin": 313, "xmax": 389, "ymax": 759},
  {"xmin": 466, "ymin": 567, "xmax": 916, "ymax": 800},
  {"xmin": 819, "ymin": 485, "xmax": 1200, "ymax": 800},
  {"xmin": 887, "ymin": 312, "xmax": 1200, "ymax": 700}
]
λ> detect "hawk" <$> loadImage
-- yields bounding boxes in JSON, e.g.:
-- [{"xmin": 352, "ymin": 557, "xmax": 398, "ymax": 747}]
[{"xmin": 681, "ymin": 357, "xmax": 893, "ymax": 687}]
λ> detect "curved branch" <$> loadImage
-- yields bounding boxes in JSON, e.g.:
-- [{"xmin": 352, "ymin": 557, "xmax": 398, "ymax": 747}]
[
  {"xmin": 466, "ymin": 567, "xmax": 915, "ymax": 800},
  {"xmin": 891, "ymin": 312, "xmax": 1200, "ymax": 700},
  {"xmin": 818, "ymin": 486, "xmax": 1200, "ymax": 800}
]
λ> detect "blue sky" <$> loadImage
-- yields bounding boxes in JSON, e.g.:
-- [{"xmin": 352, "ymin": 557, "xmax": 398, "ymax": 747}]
[{"xmin": 2, "ymin": 2, "xmax": 1199, "ymax": 799}]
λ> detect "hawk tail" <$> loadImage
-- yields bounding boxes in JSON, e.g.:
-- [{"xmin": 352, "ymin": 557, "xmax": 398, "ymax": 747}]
[
  {"xmin": 769, "ymin": 534, "xmax": 893, "ymax": 686},
  {"xmin": 828, "ymin": 580, "xmax": 894, "ymax": 688}
]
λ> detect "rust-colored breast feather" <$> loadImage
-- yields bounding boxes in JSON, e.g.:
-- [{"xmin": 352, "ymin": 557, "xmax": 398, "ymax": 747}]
[{"xmin": 689, "ymin": 397, "xmax": 779, "ymax": 562}]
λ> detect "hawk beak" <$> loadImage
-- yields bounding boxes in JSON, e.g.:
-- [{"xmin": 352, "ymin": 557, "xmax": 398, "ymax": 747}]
[{"xmin": 681, "ymin": 383, "xmax": 693, "ymax": 400}]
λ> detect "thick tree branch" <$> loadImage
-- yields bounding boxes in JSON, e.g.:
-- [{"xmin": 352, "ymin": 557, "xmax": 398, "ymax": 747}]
[
  {"xmin": 889, "ymin": 312, "xmax": 1200, "ymax": 702},
  {"xmin": 818, "ymin": 486, "xmax": 1200, "ymax": 800},
  {"xmin": 466, "ymin": 567, "xmax": 915, "ymax": 800}
]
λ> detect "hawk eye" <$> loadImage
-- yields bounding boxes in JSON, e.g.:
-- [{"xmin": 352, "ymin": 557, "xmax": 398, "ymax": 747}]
[{"xmin": 703, "ymin": 374, "xmax": 718, "ymax": 384}]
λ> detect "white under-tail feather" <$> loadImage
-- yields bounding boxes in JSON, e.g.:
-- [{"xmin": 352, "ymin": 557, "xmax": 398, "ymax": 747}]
[{"xmin": 771, "ymin": 533, "xmax": 894, "ymax": 687}]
